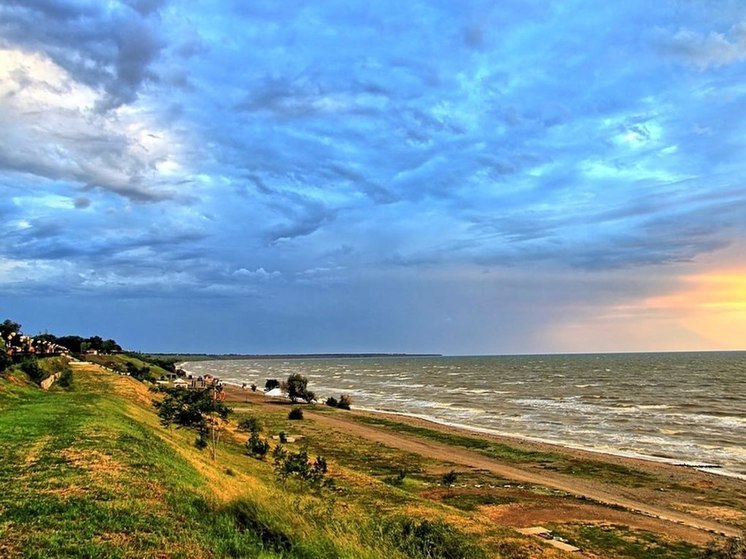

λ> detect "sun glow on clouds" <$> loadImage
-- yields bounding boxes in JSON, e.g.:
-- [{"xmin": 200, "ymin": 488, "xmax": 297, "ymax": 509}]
[
  {"xmin": 551, "ymin": 260, "xmax": 746, "ymax": 353},
  {"xmin": 642, "ymin": 270, "xmax": 746, "ymax": 349}
]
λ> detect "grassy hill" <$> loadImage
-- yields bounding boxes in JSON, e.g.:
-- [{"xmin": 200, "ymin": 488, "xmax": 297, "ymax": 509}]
[{"xmin": 0, "ymin": 361, "xmax": 524, "ymax": 559}]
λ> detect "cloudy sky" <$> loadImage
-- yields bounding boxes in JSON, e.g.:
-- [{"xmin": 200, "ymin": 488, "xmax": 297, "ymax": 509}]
[{"xmin": 1, "ymin": 0, "xmax": 746, "ymax": 354}]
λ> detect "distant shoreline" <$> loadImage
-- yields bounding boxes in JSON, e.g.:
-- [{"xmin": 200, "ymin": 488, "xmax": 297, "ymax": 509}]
[{"xmin": 149, "ymin": 352, "xmax": 443, "ymax": 361}]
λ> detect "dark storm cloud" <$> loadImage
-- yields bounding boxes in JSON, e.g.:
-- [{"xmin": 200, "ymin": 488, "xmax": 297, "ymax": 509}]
[
  {"xmin": 0, "ymin": 0, "xmax": 165, "ymax": 110},
  {"xmin": 4, "ymin": 0, "xmax": 746, "ymax": 352}
]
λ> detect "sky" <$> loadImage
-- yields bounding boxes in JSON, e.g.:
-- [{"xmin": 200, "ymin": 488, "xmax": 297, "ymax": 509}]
[{"xmin": 1, "ymin": 0, "xmax": 746, "ymax": 354}]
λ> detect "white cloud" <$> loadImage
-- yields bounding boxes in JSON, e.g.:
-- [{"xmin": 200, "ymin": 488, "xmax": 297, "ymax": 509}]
[
  {"xmin": 233, "ymin": 267, "xmax": 282, "ymax": 281},
  {"xmin": 658, "ymin": 24, "xmax": 746, "ymax": 69}
]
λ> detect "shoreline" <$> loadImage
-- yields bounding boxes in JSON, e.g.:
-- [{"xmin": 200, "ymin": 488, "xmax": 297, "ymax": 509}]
[{"xmin": 219, "ymin": 381, "xmax": 746, "ymax": 481}]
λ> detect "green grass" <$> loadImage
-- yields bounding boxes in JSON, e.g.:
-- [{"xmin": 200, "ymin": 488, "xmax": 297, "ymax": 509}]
[
  {"xmin": 550, "ymin": 524, "xmax": 703, "ymax": 559},
  {"xmin": 0, "ymin": 366, "xmax": 491, "ymax": 559},
  {"xmin": 84, "ymin": 353, "xmax": 171, "ymax": 379}
]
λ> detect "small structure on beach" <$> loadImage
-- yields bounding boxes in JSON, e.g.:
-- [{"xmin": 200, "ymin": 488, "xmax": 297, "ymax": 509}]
[{"xmin": 516, "ymin": 527, "xmax": 581, "ymax": 553}]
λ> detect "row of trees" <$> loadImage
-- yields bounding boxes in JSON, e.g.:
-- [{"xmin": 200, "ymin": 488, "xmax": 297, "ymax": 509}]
[
  {"xmin": 36, "ymin": 334, "xmax": 122, "ymax": 354},
  {"xmin": 2, "ymin": 318, "xmax": 122, "ymax": 355}
]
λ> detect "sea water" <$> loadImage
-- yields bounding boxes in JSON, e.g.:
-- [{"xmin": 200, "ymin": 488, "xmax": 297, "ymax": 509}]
[{"xmin": 183, "ymin": 352, "xmax": 746, "ymax": 478}]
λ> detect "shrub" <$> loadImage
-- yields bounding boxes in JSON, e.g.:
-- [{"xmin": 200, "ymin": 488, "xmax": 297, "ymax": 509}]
[
  {"xmin": 702, "ymin": 532, "xmax": 746, "ymax": 559},
  {"xmin": 273, "ymin": 446, "xmax": 330, "ymax": 489},
  {"xmin": 386, "ymin": 469, "xmax": 407, "ymax": 487},
  {"xmin": 20, "ymin": 358, "xmax": 45, "ymax": 384},
  {"xmin": 237, "ymin": 416, "xmax": 262, "ymax": 433},
  {"xmin": 264, "ymin": 379, "xmax": 280, "ymax": 391},
  {"xmin": 0, "ymin": 352, "xmax": 11, "ymax": 374},
  {"xmin": 126, "ymin": 361, "xmax": 155, "ymax": 382},
  {"xmin": 325, "ymin": 394, "xmax": 352, "ymax": 410},
  {"xmin": 224, "ymin": 499, "xmax": 292, "ymax": 553},
  {"xmin": 57, "ymin": 367, "xmax": 73, "ymax": 388},
  {"xmin": 441, "ymin": 470, "xmax": 458, "ymax": 487},
  {"xmin": 247, "ymin": 431, "xmax": 270, "ymax": 460},
  {"xmin": 279, "ymin": 431, "xmax": 288, "ymax": 443},
  {"xmin": 383, "ymin": 517, "xmax": 487, "ymax": 559},
  {"xmin": 288, "ymin": 407, "xmax": 304, "ymax": 420}
]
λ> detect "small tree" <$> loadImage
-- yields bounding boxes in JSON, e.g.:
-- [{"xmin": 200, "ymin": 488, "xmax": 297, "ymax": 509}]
[
  {"xmin": 247, "ymin": 431, "xmax": 270, "ymax": 459},
  {"xmin": 442, "ymin": 470, "xmax": 458, "ymax": 487},
  {"xmin": 20, "ymin": 358, "xmax": 45, "ymax": 384},
  {"xmin": 237, "ymin": 416, "xmax": 262, "ymax": 433},
  {"xmin": 0, "ymin": 352, "xmax": 11, "ymax": 374},
  {"xmin": 288, "ymin": 407, "xmax": 304, "ymax": 420},
  {"xmin": 702, "ymin": 532, "xmax": 746, "ymax": 559},
  {"xmin": 325, "ymin": 395, "xmax": 352, "ymax": 410},
  {"xmin": 286, "ymin": 373, "xmax": 315, "ymax": 403},
  {"xmin": 57, "ymin": 367, "xmax": 73, "ymax": 388},
  {"xmin": 0, "ymin": 319, "xmax": 21, "ymax": 339},
  {"xmin": 154, "ymin": 386, "xmax": 232, "ymax": 460},
  {"xmin": 273, "ymin": 446, "xmax": 330, "ymax": 489}
]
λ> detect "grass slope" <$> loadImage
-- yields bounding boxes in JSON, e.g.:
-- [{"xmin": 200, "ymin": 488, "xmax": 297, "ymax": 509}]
[{"xmin": 0, "ymin": 363, "xmax": 502, "ymax": 559}]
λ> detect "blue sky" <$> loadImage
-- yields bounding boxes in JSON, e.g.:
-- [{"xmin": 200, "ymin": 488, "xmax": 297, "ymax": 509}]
[{"xmin": 1, "ymin": 0, "xmax": 746, "ymax": 354}]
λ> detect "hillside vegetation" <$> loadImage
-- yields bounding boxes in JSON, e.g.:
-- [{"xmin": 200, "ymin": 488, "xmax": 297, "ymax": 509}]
[{"xmin": 0, "ymin": 360, "xmax": 527, "ymax": 558}]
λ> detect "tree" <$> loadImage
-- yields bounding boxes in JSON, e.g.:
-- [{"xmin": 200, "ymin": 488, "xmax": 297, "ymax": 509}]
[
  {"xmin": 702, "ymin": 532, "xmax": 746, "ymax": 559},
  {"xmin": 272, "ymin": 446, "xmax": 330, "ymax": 489},
  {"xmin": 0, "ymin": 319, "xmax": 21, "ymax": 339},
  {"xmin": 154, "ymin": 386, "xmax": 232, "ymax": 459},
  {"xmin": 442, "ymin": 470, "xmax": 458, "ymax": 487},
  {"xmin": 286, "ymin": 373, "xmax": 315, "ymax": 403},
  {"xmin": 0, "ymin": 352, "xmax": 11, "ymax": 374},
  {"xmin": 100, "ymin": 339, "xmax": 122, "ymax": 353}
]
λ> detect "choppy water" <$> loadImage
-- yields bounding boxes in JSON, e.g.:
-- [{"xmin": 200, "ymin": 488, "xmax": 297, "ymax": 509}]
[{"xmin": 183, "ymin": 352, "xmax": 746, "ymax": 478}]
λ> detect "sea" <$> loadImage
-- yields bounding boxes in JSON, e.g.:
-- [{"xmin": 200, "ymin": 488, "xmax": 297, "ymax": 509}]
[{"xmin": 182, "ymin": 352, "xmax": 746, "ymax": 479}]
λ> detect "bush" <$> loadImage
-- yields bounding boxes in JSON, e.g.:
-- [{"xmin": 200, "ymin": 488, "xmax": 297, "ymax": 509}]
[
  {"xmin": 702, "ymin": 532, "xmax": 746, "ymax": 559},
  {"xmin": 126, "ymin": 361, "xmax": 155, "ymax": 382},
  {"xmin": 237, "ymin": 416, "xmax": 262, "ymax": 433},
  {"xmin": 386, "ymin": 469, "xmax": 407, "ymax": 487},
  {"xmin": 272, "ymin": 446, "xmax": 330, "ymax": 489},
  {"xmin": 20, "ymin": 359, "xmax": 45, "ymax": 384},
  {"xmin": 288, "ymin": 407, "xmax": 304, "ymax": 420},
  {"xmin": 0, "ymin": 351, "xmax": 12, "ymax": 374},
  {"xmin": 383, "ymin": 517, "xmax": 487, "ymax": 559},
  {"xmin": 325, "ymin": 394, "xmax": 352, "ymax": 410},
  {"xmin": 264, "ymin": 379, "xmax": 280, "ymax": 391},
  {"xmin": 57, "ymin": 367, "xmax": 73, "ymax": 388},
  {"xmin": 247, "ymin": 431, "xmax": 270, "ymax": 460},
  {"xmin": 441, "ymin": 470, "xmax": 458, "ymax": 487},
  {"xmin": 224, "ymin": 499, "xmax": 292, "ymax": 553}
]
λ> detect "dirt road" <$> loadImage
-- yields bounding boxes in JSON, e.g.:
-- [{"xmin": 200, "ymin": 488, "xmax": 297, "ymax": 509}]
[{"xmin": 305, "ymin": 410, "xmax": 742, "ymax": 540}]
